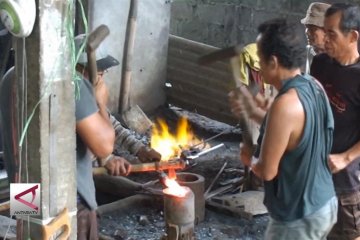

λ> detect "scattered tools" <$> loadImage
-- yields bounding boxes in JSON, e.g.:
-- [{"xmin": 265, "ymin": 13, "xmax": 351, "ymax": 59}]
[
  {"xmin": 204, "ymin": 161, "xmax": 228, "ymax": 198},
  {"xmin": 180, "ymin": 143, "xmax": 225, "ymax": 160},
  {"xmin": 206, "ymin": 191, "xmax": 267, "ymax": 220},
  {"xmin": 86, "ymin": 24, "xmax": 110, "ymax": 85},
  {"xmin": 205, "ymin": 183, "xmax": 242, "ymax": 200}
]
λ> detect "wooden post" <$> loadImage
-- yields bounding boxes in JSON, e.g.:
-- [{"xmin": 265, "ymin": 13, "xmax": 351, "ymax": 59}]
[{"xmin": 14, "ymin": 0, "xmax": 77, "ymax": 238}]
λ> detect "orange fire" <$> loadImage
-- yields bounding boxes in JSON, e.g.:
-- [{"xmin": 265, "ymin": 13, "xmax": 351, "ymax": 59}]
[
  {"xmin": 151, "ymin": 117, "xmax": 201, "ymax": 161},
  {"xmin": 163, "ymin": 177, "xmax": 188, "ymax": 198},
  {"xmin": 151, "ymin": 117, "xmax": 196, "ymax": 197}
]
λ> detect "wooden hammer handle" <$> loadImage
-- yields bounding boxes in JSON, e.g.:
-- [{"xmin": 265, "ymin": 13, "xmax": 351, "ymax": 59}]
[
  {"xmin": 93, "ymin": 161, "xmax": 186, "ymax": 175},
  {"xmin": 86, "ymin": 25, "xmax": 110, "ymax": 85}
]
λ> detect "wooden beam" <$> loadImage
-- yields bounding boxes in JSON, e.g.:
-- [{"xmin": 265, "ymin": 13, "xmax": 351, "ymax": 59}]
[{"xmin": 13, "ymin": 0, "xmax": 77, "ymax": 238}]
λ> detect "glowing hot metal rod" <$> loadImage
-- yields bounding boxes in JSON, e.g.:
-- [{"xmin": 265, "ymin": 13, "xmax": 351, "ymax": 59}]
[{"xmin": 92, "ymin": 143, "xmax": 225, "ymax": 175}]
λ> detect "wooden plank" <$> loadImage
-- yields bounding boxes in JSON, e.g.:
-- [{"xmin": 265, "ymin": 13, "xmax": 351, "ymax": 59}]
[{"xmin": 0, "ymin": 200, "xmax": 9, "ymax": 212}]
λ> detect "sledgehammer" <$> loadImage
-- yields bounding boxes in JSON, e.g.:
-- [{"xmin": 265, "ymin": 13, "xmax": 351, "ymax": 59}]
[{"xmin": 86, "ymin": 24, "xmax": 110, "ymax": 85}]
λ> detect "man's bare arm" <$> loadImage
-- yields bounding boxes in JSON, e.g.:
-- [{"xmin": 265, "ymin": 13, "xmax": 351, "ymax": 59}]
[
  {"xmin": 76, "ymin": 112, "xmax": 115, "ymax": 158},
  {"xmin": 229, "ymin": 87, "xmax": 272, "ymax": 125},
  {"xmin": 251, "ymin": 90, "xmax": 305, "ymax": 181},
  {"xmin": 328, "ymin": 140, "xmax": 360, "ymax": 173}
]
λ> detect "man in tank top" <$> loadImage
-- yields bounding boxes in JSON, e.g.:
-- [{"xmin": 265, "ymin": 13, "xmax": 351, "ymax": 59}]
[{"xmin": 240, "ymin": 18, "xmax": 337, "ymax": 240}]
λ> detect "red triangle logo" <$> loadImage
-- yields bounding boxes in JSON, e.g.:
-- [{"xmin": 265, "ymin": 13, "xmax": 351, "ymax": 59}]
[{"xmin": 14, "ymin": 185, "xmax": 39, "ymax": 211}]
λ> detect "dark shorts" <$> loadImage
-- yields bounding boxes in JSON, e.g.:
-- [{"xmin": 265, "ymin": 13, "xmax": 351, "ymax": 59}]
[
  {"xmin": 328, "ymin": 191, "xmax": 360, "ymax": 240},
  {"xmin": 77, "ymin": 203, "xmax": 98, "ymax": 240}
]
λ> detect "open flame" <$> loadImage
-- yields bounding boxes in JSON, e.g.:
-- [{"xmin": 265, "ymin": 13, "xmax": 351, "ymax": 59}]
[
  {"xmin": 151, "ymin": 117, "xmax": 201, "ymax": 197},
  {"xmin": 151, "ymin": 117, "xmax": 201, "ymax": 161},
  {"xmin": 163, "ymin": 177, "xmax": 188, "ymax": 198}
]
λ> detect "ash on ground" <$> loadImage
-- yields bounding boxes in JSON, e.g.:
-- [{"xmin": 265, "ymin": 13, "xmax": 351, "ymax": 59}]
[
  {"xmin": 99, "ymin": 107, "xmax": 268, "ymax": 239},
  {"xmin": 99, "ymin": 205, "xmax": 268, "ymax": 240}
]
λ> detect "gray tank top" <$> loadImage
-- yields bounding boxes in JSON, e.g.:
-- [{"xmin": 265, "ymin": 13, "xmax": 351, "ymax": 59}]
[{"xmin": 257, "ymin": 74, "xmax": 335, "ymax": 221}]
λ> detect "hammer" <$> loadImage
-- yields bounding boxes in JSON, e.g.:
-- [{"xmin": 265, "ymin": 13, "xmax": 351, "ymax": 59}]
[
  {"xmin": 198, "ymin": 45, "xmax": 266, "ymax": 190},
  {"xmin": 86, "ymin": 24, "xmax": 110, "ymax": 85},
  {"xmin": 198, "ymin": 45, "xmax": 243, "ymax": 65},
  {"xmin": 198, "ymin": 45, "xmax": 264, "ymax": 148}
]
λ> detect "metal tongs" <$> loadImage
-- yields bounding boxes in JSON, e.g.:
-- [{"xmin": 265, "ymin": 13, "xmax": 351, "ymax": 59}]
[{"xmin": 181, "ymin": 143, "xmax": 225, "ymax": 160}]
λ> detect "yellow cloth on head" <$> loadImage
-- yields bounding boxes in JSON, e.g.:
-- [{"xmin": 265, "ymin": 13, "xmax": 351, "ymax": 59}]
[{"xmin": 237, "ymin": 43, "xmax": 260, "ymax": 86}]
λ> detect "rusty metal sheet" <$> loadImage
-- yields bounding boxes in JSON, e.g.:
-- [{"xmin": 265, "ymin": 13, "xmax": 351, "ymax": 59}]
[{"xmin": 166, "ymin": 35, "xmax": 238, "ymax": 125}]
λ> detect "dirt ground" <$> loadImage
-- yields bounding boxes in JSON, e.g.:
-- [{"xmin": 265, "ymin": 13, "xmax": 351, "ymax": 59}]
[
  {"xmin": 99, "ymin": 204, "xmax": 268, "ymax": 240},
  {"xmin": 98, "ymin": 107, "xmax": 269, "ymax": 239}
]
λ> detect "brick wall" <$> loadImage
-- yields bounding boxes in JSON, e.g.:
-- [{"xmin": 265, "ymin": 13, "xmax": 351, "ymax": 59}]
[{"xmin": 170, "ymin": 0, "xmax": 360, "ymax": 47}]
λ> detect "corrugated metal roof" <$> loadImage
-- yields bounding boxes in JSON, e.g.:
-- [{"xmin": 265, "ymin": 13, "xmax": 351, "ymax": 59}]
[{"xmin": 166, "ymin": 35, "xmax": 238, "ymax": 125}]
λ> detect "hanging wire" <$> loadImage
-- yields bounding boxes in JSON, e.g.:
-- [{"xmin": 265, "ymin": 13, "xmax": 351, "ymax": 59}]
[
  {"xmin": 22, "ymin": 37, "xmax": 28, "ymax": 184},
  {"xmin": 72, "ymin": 0, "xmax": 88, "ymax": 99},
  {"xmin": 4, "ymin": 0, "xmax": 88, "ymax": 239}
]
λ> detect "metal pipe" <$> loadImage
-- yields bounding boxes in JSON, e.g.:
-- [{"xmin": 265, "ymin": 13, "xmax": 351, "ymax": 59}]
[
  {"xmin": 186, "ymin": 143, "xmax": 225, "ymax": 160},
  {"xmin": 177, "ymin": 172, "xmax": 205, "ymax": 224}
]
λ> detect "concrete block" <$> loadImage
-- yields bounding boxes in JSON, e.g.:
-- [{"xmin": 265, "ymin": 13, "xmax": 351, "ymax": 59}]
[
  {"xmin": 206, "ymin": 23, "xmax": 229, "ymax": 47},
  {"xmin": 252, "ymin": 10, "xmax": 281, "ymax": 28},
  {"xmin": 236, "ymin": 29, "xmax": 257, "ymax": 46},
  {"xmin": 290, "ymin": 0, "xmax": 351, "ymax": 14},
  {"xmin": 196, "ymin": 4, "xmax": 228, "ymax": 25},
  {"xmin": 169, "ymin": 0, "xmax": 360, "ymax": 51},
  {"xmin": 199, "ymin": 0, "xmax": 260, "ymax": 8},
  {"xmin": 290, "ymin": 0, "xmax": 315, "ymax": 14},
  {"xmin": 171, "ymin": 1, "xmax": 194, "ymax": 20},
  {"xmin": 258, "ymin": 0, "xmax": 291, "ymax": 11},
  {"xmin": 236, "ymin": 0, "xmax": 260, "ymax": 8},
  {"xmin": 235, "ymin": 5, "xmax": 253, "ymax": 28},
  {"xmin": 223, "ymin": 4, "xmax": 237, "ymax": 32},
  {"xmin": 178, "ymin": 20, "xmax": 208, "ymax": 44}
]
